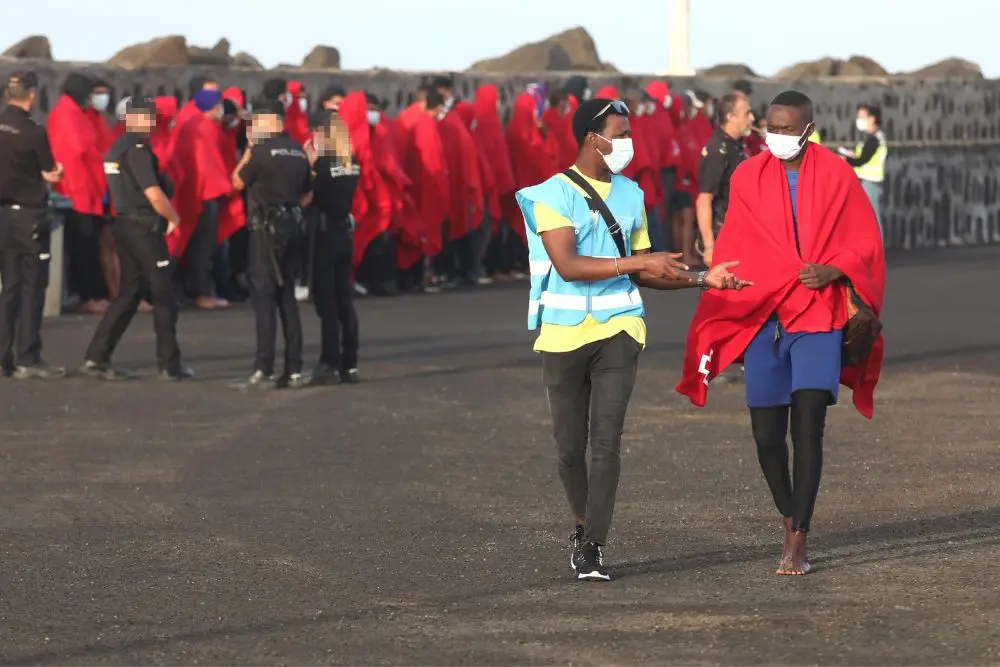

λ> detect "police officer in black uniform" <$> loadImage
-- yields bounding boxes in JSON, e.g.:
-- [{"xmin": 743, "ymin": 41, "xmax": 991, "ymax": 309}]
[
  {"xmin": 80, "ymin": 97, "xmax": 193, "ymax": 381},
  {"xmin": 695, "ymin": 92, "xmax": 754, "ymax": 268},
  {"xmin": 306, "ymin": 111, "xmax": 361, "ymax": 385},
  {"xmin": 232, "ymin": 99, "xmax": 312, "ymax": 390},
  {"xmin": 0, "ymin": 70, "xmax": 65, "ymax": 379}
]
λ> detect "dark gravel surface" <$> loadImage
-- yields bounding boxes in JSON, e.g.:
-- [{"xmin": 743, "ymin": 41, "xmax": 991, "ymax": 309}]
[{"xmin": 2, "ymin": 247, "xmax": 999, "ymax": 665}]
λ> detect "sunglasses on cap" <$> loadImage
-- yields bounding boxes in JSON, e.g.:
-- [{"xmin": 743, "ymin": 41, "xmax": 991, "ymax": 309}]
[{"xmin": 592, "ymin": 100, "xmax": 629, "ymax": 119}]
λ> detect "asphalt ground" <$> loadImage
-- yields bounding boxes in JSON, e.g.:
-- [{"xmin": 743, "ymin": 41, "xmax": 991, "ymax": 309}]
[{"xmin": 1, "ymin": 246, "xmax": 999, "ymax": 665}]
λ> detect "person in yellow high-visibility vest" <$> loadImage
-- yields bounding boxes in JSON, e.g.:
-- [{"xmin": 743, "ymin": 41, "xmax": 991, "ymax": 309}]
[
  {"xmin": 840, "ymin": 104, "xmax": 887, "ymax": 235},
  {"xmin": 807, "ymin": 129, "xmax": 822, "ymax": 144}
]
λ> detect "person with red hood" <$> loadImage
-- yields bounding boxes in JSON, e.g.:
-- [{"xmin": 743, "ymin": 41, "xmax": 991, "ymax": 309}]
[
  {"xmin": 169, "ymin": 89, "xmax": 234, "ymax": 309},
  {"xmin": 676, "ymin": 91, "xmax": 885, "ymax": 576},
  {"xmin": 354, "ymin": 92, "xmax": 416, "ymax": 296},
  {"xmin": 47, "ymin": 71, "xmax": 110, "ymax": 314},
  {"xmin": 283, "ymin": 81, "xmax": 311, "ymax": 146},
  {"xmin": 541, "ymin": 90, "xmax": 577, "ymax": 172},
  {"xmin": 472, "ymin": 84, "xmax": 518, "ymax": 282},
  {"xmin": 430, "ymin": 91, "xmax": 483, "ymax": 286},
  {"xmin": 505, "ymin": 91, "xmax": 555, "ymax": 268},
  {"xmin": 644, "ymin": 81, "xmax": 681, "ymax": 248},
  {"xmin": 453, "ymin": 98, "xmax": 501, "ymax": 284},
  {"xmin": 396, "ymin": 86, "xmax": 449, "ymax": 292}
]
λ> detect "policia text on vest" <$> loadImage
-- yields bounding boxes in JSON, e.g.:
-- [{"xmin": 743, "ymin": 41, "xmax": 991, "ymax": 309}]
[{"xmin": 515, "ymin": 163, "xmax": 749, "ymax": 582}]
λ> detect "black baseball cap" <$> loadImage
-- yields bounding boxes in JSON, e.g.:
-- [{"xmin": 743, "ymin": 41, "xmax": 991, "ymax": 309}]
[
  {"xmin": 8, "ymin": 70, "xmax": 39, "ymax": 90},
  {"xmin": 124, "ymin": 96, "xmax": 156, "ymax": 115},
  {"xmin": 252, "ymin": 98, "xmax": 285, "ymax": 118}
]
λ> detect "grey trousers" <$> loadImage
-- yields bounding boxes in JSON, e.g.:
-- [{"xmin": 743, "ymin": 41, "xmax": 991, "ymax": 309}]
[{"xmin": 542, "ymin": 331, "xmax": 641, "ymax": 545}]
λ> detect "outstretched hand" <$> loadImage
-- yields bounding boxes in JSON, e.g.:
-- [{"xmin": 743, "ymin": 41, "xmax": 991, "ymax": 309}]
[
  {"xmin": 704, "ymin": 260, "xmax": 753, "ymax": 290},
  {"xmin": 641, "ymin": 252, "xmax": 689, "ymax": 280}
]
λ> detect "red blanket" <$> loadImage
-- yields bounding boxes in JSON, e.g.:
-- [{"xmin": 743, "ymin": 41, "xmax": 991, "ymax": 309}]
[
  {"xmin": 168, "ymin": 113, "xmax": 234, "ymax": 258},
  {"xmin": 676, "ymin": 145, "xmax": 886, "ymax": 418},
  {"xmin": 47, "ymin": 95, "xmax": 107, "ymax": 216},
  {"xmin": 438, "ymin": 111, "xmax": 483, "ymax": 242}
]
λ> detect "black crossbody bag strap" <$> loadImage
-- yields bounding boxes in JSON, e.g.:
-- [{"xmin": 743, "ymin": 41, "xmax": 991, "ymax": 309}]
[{"xmin": 561, "ymin": 169, "xmax": 628, "ymax": 258}]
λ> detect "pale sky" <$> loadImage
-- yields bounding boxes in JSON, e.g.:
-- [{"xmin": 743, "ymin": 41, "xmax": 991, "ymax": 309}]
[{"xmin": 2, "ymin": 0, "xmax": 992, "ymax": 77}]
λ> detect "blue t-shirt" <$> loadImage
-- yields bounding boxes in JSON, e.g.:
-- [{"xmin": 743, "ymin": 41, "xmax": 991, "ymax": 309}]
[{"xmin": 786, "ymin": 170, "xmax": 800, "ymax": 252}]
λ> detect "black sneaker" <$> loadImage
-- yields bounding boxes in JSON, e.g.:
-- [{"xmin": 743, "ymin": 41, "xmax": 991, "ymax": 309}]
[
  {"xmin": 574, "ymin": 542, "xmax": 611, "ymax": 582},
  {"xmin": 570, "ymin": 525, "xmax": 585, "ymax": 572},
  {"xmin": 80, "ymin": 360, "xmax": 136, "ymax": 381},
  {"xmin": 159, "ymin": 365, "xmax": 195, "ymax": 381},
  {"xmin": 13, "ymin": 362, "xmax": 66, "ymax": 380},
  {"xmin": 340, "ymin": 368, "xmax": 360, "ymax": 384},
  {"xmin": 309, "ymin": 362, "xmax": 341, "ymax": 386},
  {"xmin": 277, "ymin": 372, "xmax": 308, "ymax": 389}
]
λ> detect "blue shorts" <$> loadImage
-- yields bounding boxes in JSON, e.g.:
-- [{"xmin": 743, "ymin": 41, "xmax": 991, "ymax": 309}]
[{"xmin": 744, "ymin": 317, "xmax": 843, "ymax": 408}]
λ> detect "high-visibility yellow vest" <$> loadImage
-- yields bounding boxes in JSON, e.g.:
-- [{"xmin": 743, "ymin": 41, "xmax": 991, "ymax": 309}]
[
  {"xmin": 854, "ymin": 130, "xmax": 887, "ymax": 183},
  {"xmin": 807, "ymin": 130, "xmax": 821, "ymax": 144}
]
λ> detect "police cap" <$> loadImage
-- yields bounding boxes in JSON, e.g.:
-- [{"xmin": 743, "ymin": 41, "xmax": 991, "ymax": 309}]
[
  {"xmin": 251, "ymin": 98, "xmax": 285, "ymax": 118},
  {"xmin": 124, "ymin": 96, "xmax": 156, "ymax": 115}
]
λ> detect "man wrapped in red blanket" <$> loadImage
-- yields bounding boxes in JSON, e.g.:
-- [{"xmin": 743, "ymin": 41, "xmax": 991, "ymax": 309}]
[{"xmin": 676, "ymin": 91, "xmax": 885, "ymax": 576}]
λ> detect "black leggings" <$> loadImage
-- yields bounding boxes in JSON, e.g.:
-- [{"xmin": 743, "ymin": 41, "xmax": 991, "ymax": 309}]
[{"xmin": 749, "ymin": 389, "xmax": 829, "ymax": 532}]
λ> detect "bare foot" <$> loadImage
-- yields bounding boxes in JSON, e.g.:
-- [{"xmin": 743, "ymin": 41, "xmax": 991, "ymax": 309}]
[
  {"xmin": 776, "ymin": 517, "xmax": 793, "ymax": 573},
  {"xmin": 137, "ymin": 300, "xmax": 154, "ymax": 313},
  {"xmin": 777, "ymin": 530, "xmax": 811, "ymax": 575}
]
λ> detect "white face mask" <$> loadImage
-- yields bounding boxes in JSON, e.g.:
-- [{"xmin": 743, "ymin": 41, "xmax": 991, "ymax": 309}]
[
  {"xmin": 367, "ymin": 110, "xmax": 381, "ymax": 125},
  {"xmin": 855, "ymin": 117, "xmax": 868, "ymax": 133},
  {"xmin": 298, "ymin": 98, "xmax": 308, "ymax": 113},
  {"xmin": 583, "ymin": 87, "xmax": 592, "ymax": 101},
  {"xmin": 92, "ymin": 93, "xmax": 110, "ymax": 112},
  {"xmin": 596, "ymin": 135, "xmax": 634, "ymax": 174},
  {"xmin": 765, "ymin": 126, "xmax": 810, "ymax": 161},
  {"xmin": 663, "ymin": 96, "xmax": 673, "ymax": 109}
]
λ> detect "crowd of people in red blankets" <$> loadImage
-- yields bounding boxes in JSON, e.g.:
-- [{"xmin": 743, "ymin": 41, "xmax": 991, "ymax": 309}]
[{"xmin": 40, "ymin": 72, "xmax": 765, "ymax": 315}]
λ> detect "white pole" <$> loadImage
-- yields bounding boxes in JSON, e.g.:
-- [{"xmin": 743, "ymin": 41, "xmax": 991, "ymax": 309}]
[{"xmin": 667, "ymin": 0, "xmax": 695, "ymax": 76}]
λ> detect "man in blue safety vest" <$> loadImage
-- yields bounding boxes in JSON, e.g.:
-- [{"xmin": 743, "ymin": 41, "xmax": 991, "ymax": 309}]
[{"xmin": 516, "ymin": 98, "xmax": 752, "ymax": 581}]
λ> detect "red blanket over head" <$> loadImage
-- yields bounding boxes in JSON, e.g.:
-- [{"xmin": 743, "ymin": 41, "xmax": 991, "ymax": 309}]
[
  {"xmin": 398, "ymin": 105, "xmax": 449, "ymax": 265},
  {"xmin": 676, "ymin": 145, "xmax": 886, "ymax": 418},
  {"xmin": 47, "ymin": 95, "xmax": 107, "ymax": 216},
  {"xmin": 541, "ymin": 105, "xmax": 577, "ymax": 172},
  {"xmin": 454, "ymin": 101, "xmax": 501, "ymax": 221},
  {"xmin": 285, "ymin": 81, "xmax": 310, "ymax": 146},
  {"xmin": 438, "ymin": 111, "xmax": 483, "ymax": 242},
  {"xmin": 340, "ymin": 91, "xmax": 397, "ymax": 270},
  {"xmin": 474, "ymin": 85, "xmax": 517, "ymax": 233},
  {"xmin": 505, "ymin": 93, "xmax": 555, "ymax": 241}
]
